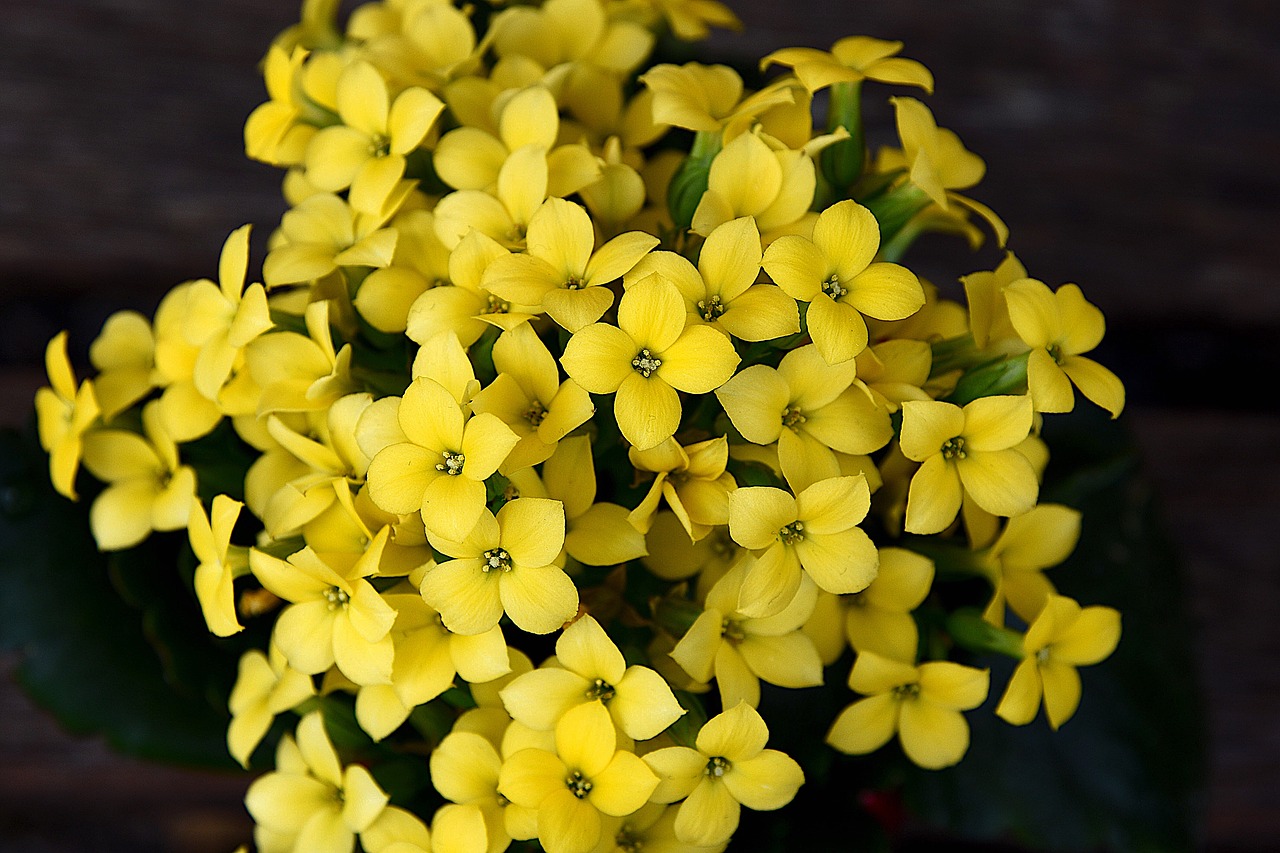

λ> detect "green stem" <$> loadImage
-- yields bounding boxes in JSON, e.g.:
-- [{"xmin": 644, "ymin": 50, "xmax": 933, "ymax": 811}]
[
  {"xmin": 821, "ymin": 81, "xmax": 865, "ymax": 192},
  {"xmin": 947, "ymin": 609, "xmax": 1025, "ymax": 659}
]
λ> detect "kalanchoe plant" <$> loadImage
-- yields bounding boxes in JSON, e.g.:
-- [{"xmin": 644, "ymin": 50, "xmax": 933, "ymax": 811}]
[{"xmin": 22, "ymin": 0, "xmax": 1193, "ymax": 850}]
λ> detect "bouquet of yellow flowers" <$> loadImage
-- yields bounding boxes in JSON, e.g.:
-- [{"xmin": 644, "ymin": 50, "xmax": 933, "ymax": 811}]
[{"xmin": 10, "ymin": 0, "xmax": 1204, "ymax": 850}]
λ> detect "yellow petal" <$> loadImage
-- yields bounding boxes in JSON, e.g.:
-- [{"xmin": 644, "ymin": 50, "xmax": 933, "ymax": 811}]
[
  {"xmin": 500, "ymin": 668, "xmax": 590, "ymax": 731},
  {"xmin": 431, "ymin": 731, "xmax": 503, "ymax": 804},
  {"xmin": 714, "ymin": 643, "xmax": 760, "ymax": 708},
  {"xmin": 499, "ymin": 747, "xmax": 567, "ymax": 808},
  {"xmin": 904, "ymin": 454, "xmax": 962, "ymax": 535},
  {"xmin": 696, "ymin": 701, "xmax": 768, "ymax": 762},
  {"xmin": 723, "ymin": 749, "xmax": 803, "ymax": 810},
  {"xmin": 699, "ymin": 216, "xmax": 762, "ymax": 301},
  {"xmin": 539, "ymin": 787, "xmax": 604, "ymax": 853},
  {"xmin": 718, "ymin": 284, "xmax": 801, "ymax": 341},
  {"xmin": 1027, "ymin": 348, "xmax": 1076, "ymax": 414},
  {"xmin": 962, "ymin": 394, "xmax": 1032, "ymax": 452},
  {"xmin": 899, "ymin": 400, "xmax": 965, "ymax": 461},
  {"xmin": 566, "ymin": 502, "xmax": 648, "ymax": 565},
  {"xmin": 715, "ymin": 365, "xmax": 788, "ymax": 445},
  {"xmin": 499, "ymin": 564, "xmax": 579, "ymax": 634},
  {"xmin": 956, "ymin": 450, "xmax": 1038, "ymax": 518},
  {"xmin": 761, "ymin": 234, "xmax": 825, "ymax": 301},
  {"xmin": 543, "ymin": 286, "xmax": 615, "ymax": 333},
  {"xmin": 588, "ymin": 750, "xmax": 659, "ymax": 816},
  {"xmin": 643, "ymin": 746, "xmax": 705, "ymax": 803},
  {"xmin": 421, "ymin": 559, "xmax": 504, "ymax": 636},
  {"xmin": 1052, "ymin": 606, "xmax": 1121, "ymax": 667},
  {"xmin": 994, "ymin": 658, "xmax": 1042, "ymax": 726},
  {"xmin": 794, "ymin": 527, "xmax": 878, "ymax": 595},
  {"xmin": 656, "ymin": 325, "xmax": 740, "ymax": 394},
  {"xmin": 560, "ymin": 324, "xmax": 637, "ymax": 394},
  {"xmin": 615, "ymin": 373, "xmax": 681, "ymax": 451},
  {"xmin": 1040, "ymin": 660, "xmax": 1083, "ymax": 730},
  {"xmin": 612, "ymin": 665, "xmax": 686, "ymax": 740},
  {"xmin": 917, "ymin": 662, "xmax": 989, "ymax": 710},
  {"xmin": 1003, "ymin": 278, "xmax": 1060, "ymax": 349},
  {"xmin": 807, "ymin": 293, "xmax": 868, "ymax": 364},
  {"xmin": 898, "ymin": 698, "xmax": 969, "ymax": 769},
  {"xmin": 527, "ymin": 197, "xmax": 595, "ymax": 279},
  {"xmin": 811, "ymin": 200, "xmax": 878, "ymax": 282},
  {"xmin": 737, "ymin": 632, "xmax": 822, "ymax": 689},
  {"xmin": 826, "ymin": 693, "xmax": 898, "ymax": 755},
  {"xmin": 1062, "ymin": 355, "xmax": 1126, "ymax": 418},
  {"xmin": 556, "ymin": 700, "xmax": 617, "ymax": 778},
  {"xmin": 673, "ymin": 779, "xmax": 739, "ymax": 848},
  {"xmin": 846, "ymin": 263, "xmax": 925, "ymax": 321}
]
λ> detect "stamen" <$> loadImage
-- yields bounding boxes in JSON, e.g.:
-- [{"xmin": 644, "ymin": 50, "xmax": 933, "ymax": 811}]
[
  {"xmin": 436, "ymin": 451, "xmax": 466, "ymax": 475},
  {"xmin": 482, "ymin": 548, "xmax": 512, "ymax": 573},
  {"xmin": 704, "ymin": 756, "xmax": 732, "ymax": 777},
  {"xmin": 940, "ymin": 437, "xmax": 966, "ymax": 460},
  {"xmin": 779, "ymin": 520, "xmax": 805, "ymax": 544},
  {"xmin": 566, "ymin": 771, "xmax": 593, "ymax": 798},
  {"xmin": 697, "ymin": 294, "xmax": 725, "ymax": 321},
  {"xmin": 631, "ymin": 348, "xmax": 662, "ymax": 378},
  {"xmin": 822, "ymin": 274, "xmax": 847, "ymax": 300}
]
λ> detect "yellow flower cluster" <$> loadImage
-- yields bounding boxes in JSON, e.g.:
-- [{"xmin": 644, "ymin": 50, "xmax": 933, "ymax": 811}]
[{"xmin": 35, "ymin": 0, "xmax": 1128, "ymax": 849}]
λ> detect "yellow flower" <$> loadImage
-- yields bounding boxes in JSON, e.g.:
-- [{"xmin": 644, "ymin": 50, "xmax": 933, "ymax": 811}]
[
  {"xmin": 148, "ymin": 283, "xmax": 222, "ymax": 442},
  {"xmin": 500, "ymin": 614, "xmax": 685, "ymax": 740},
  {"xmin": 190, "ymin": 494, "xmax": 249, "ymax": 637},
  {"xmin": 430, "ymin": 728, "xmax": 518, "ymax": 853},
  {"xmin": 88, "ymin": 310, "xmax": 155, "ymax": 420},
  {"xmin": 827, "ymin": 651, "xmax": 989, "ymax": 769},
  {"xmin": 560, "ymin": 274, "xmax": 739, "ymax": 451},
  {"xmin": 482, "ymin": 197, "xmax": 658, "ymax": 332},
  {"xmin": 1004, "ymin": 278, "xmax": 1126, "ymax": 418},
  {"xmin": 593, "ymin": 801, "xmax": 726, "ymax": 853},
  {"xmin": 434, "ymin": 86, "xmax": 600, "ymax": 202},
  {"xmin": 247, "ymin": 301, "xmax": 358, "ymax": 417},
  {"xmin": 542, "ymin": 437, "xmax": 649, "ymax": 567},
  {"xmin": 245, "ymin": 711, "xmax": 389, "ymax": 853},
  {"xmin": 80, "ymin": 402, "xmax": 196, "ymax": 551},
  {"xmin": 899, "ymin": 395, "xmax": 1038, "ymax": 534},
  {"xmin": 406, "ymin": 232, "xmax": 536, "ymax": 352},
  {"xmin": 643, "ymin": 702, "xmax": 804, "ymax": 848},
  {"xmin": 761, "ymin": 36, "xmax": 933, "ymax": 94},
  {"xmin": 996, "ymin": 594, "xmax": 1121, "ymax": 730},
  {"xmin": 34, "ymin": 331, "xmax": 99, "ymax": 500},
  {"xmin": 639, "ymin": 63, "xmax": 794, "ymax": 136},
  {"xmin": 421, "ymin": 497, "xmax": 579, "ymax": 635},
  {"xmin": 960, "ymin": 251, "xmax": 1028, "ymax": 351},
  {"xmin": 628, "ymin": 436, "xmax": 736, "ymax": 541},
  {"xmin": 491, "ymin": 0, "xmax": 656, "ymax": 76},
  {"xmin": 499, "ymin": 701, "xmax": 659, "ymax": 853},
  {"xmin": 879, "ymin": 96, "xmax": 1008, "ymax": 246},
  {"xmin": 763, "ymin": 199, "xmax": 924, "ymax": 365},
  {"xmin": 671, "ymin": 559, "xmax": 823, "ymax": 708},
  {"xmin": 625, "ymin": 216, "xmax": 799, "ymax": 342},
  {"xmin": 355, "ymin": 592, "xmax": 511, "ymax": 741},
  {"xmin": 263, "ymin": 193, "xmax": 400, "ymax": 287},
  {"xmin": 469, "ymin": 324, "xmax": 596, "ymax": 473},
  {"xmin": 688, "ymin": 129, "xmax": 817, "ymax": 241},
  {"xmin": 433, "ymin": 144, "xmax": 552, "ymax": 251},
  {"xmin": 637, "ymin": 0, "xmax": 740, "ymax": 41},
  {"xmin": 360, "ymin": 806, "xmax": 434, "ymax": 853},
  {"xmin": 356, "ymin": 1, "xmax": 483, "ymax": 91},
  {"xmin": 715, "ymin": 343, "xmax": 892, "ymax": 491},
  {"xmin": 249, "ymin": 530, "xmax": 397, "ymax": 685},
  {"xmin": 182, "ymin": 225, "xmax": 274, "ymax": 401},
  {"xmin": 360, "ymin": 375, "xmax": 519, "ymax": 542},
  {"xmin": 854, "ymin": 338, "xmax": 934, "ymax": 412},
  {"xmin": 727, "ymin": 475, "xmax": 879, "ymax": 617},
  {"xmin": 844, "ymin": 547, "xmax": 935, "ymax": 662},
  {"xmin": 979, "ymin": 503, "xmax": 1081, "ymax": 625},
  {"xmin": 227, "ymin": 645, "xmax": 315, "ymax": 767},
  {"xmin": 244, "ymin": 45, "xmax": 316, "ymax": 166},
  {"xmin": 304, "ymin": 59, "xmax": 443, "ymax": 216}
]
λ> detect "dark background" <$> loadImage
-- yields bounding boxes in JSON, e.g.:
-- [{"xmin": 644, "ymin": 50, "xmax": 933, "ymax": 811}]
[{"xmin": 1, "ymin": 0, "xmax": 1278, "ymax": 850}]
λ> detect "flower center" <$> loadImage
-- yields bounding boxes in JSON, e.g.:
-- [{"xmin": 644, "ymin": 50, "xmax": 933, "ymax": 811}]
[
  {"xmin": 525, "ymin": 400, "xmax": 548, "ymax": 427},
  {"xmin": 369, "ymin": 133, "xmax": 391, "ymax": 157},
  {"xmin": 436, "ymin": 451, "xmax": 466, "ymax": 475},
  {"xmin": 721, "ymin": 617, "xmax": 746, "ymax": 644},
  {"xmin": 566, "ymin": 770, "xmax": 593, "ymax": 799},
  {"xmin": 563, "ymin": 275, "xmax": 586, "ymax": 291},
  {"xmin": 323, "ymin": 586, "xmax": 350, "ymax": 611},
  {"xmin": 1047, "ymin": 343, "xmax": 1065, "ymax": 365},
  {"xmin": 891, "ymin": 683, "xmax": 921, "ymax": 699},
  {"xmin": 1036, "ymin": 647, "xmax": 1052, "ymax": 664},
  {"xmin": 482, "ymin": 548, "xmax": 512, "ymax": 573},
  {"xmin": 616, "ymin": 826, "xmax": 644, "ymax": 852},
  {"xmin": 502, "ymin": 482, "xmax": 521, "ymax": 502},
  {"xmin": 940, "ymin": 437, "xmax": 967, "ymax": 460},
  {"xmin": 486, "ymin": 294, "xmax": 511, "ymax": 314},
  {"xmin": 631, "ymin": 348, "xmax": 662, "ymax": 378},
  {"xmin": 585, "ymin": 678, "xmax": 616, "ymax": 702},
  {"xmin": 697, "ymin": 294, "xmax": 725, "ymax": 321},
  {"xmin": 704, "ymin": 756, "xmax": 732, "ymax": 777},
  {"xmin": 822, "ymin": 274, "xmax": 847, "ymax": 300},
  {"xmin": 781, "ymin": 405, "xmax": 806, "ymax": 428},
  {"xmin": 779, "ymin": 520, "xmax": 805, "ymax": 544}
]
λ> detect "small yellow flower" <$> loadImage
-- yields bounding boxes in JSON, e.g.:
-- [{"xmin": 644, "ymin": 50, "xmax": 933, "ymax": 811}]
[
  {"xmin": 34, "ymin": 331, "xmax": 99, "ymax": 500},
  {"xmin": 625, "ymin": 216, "xmax": 799, "ymax": 342},
  {"xmin": 899, "ymin": 395, "xmax": 1038, "ymax": 534},
  {"xmin": 761, "ymin": 36, "xmax": 933, "ymax": 94},
  {"xmin": 643, "ymin": 702, "xmax": 804, "ymax": 848},
  {"xmin": 189, "ymin": 494, "xmax": 249, "ymax": 637},
  {"xmin": 499, "ymin": 701, "xmax": 660, "ymax": 853},
  {"xmin": 560, "ymin": 274, "xmax": 739, "ymax": 451},
  {"xmin": 996, "ymin": 594, "xmax": 1121, "ymax": 730},
  {"xmin": 249, "ymin": 530, "xmax": 397, "ymax": 685},
  {"xmin": 640, "ymin": 63, "xmax": 794, "ymax": 136},
  {"xmin": 764, "ymin": 199, "xmax": 924, "ymax": 365},
  {"xmin": 844, "ymin": 547, "xmax": 935, "ymax": 662},
  {"xmin": 671, "ymin": 559, "xmax": 823, "ymax": 708},
  {"xmin": 960, "ymin": 252, "xmax": 1028, "ymax": 351},
  {"xmin": 483, "ymin": 197, "xmax": 658, "ymax": 332},
  {"xmin": 244, "ymin": 45, "xmax": 315, "ymax": 166},
  {"xmin": 227, "ymin": 645, "xmax": 315, "ymax": 767},
  {"xmin": 979, "ymin": 504, "xmax": 1081, "ymax": 625},
  {"xmin": 727, "ymin": 475, "xmax": 878, "ymax": 617},
  {"xmin": 429, "ymin": 728, "xmax": 517, "ymax": 853},
  {"xmin": 263, "ymin": 193, "xmax": 400, "ymax": 287},
  {"xmin": 245, "ymin": 711, "xmax": 389, "ymax": 853},
  {"xmin": 80, "ymin": 402, "xmax": 196, "ymax": 551},
  {"xmin": 500, "ymin": 614, "xmax": 685, "ymax": 739},
  {"xmin": 827, "ymin": 651, "xmax": 989, "ymax": 769},
  {"xmin": 420, "ymin": 497, "xmax": 579, "ymax": 635},
  {"xmin": 689, "ymin": 129, "xmax": 817, "ymax": 241},
  {"xmin": 1004, "ymin": 278, "xmax": 1126, "ymax": 418},
  {"xmin": 628, "ymin": 436, "xmax": 736, "ymax": 541},
  {"xmin": 88, "ymin": 310, "xmax": 155, "ymax": 420}
]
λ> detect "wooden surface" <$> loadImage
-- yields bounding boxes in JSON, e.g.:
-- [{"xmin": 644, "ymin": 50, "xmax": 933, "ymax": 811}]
[{"xmin": 1, "ymin": 0, "xmax": 1277, "ymax": 850}]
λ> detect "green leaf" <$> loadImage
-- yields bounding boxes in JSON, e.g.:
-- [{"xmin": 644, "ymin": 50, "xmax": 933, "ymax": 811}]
[
  {"xmin": 902, "ymin": 409, "xmax": 1206, "ymax": 851},
  {"xmin": 0, "ymin": 423, "xmax": 237, "ymax": 768}
]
